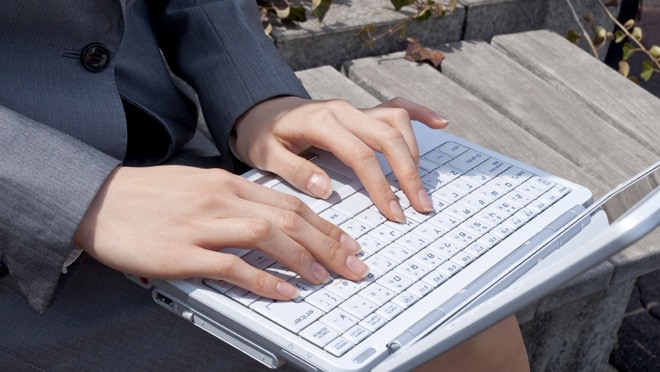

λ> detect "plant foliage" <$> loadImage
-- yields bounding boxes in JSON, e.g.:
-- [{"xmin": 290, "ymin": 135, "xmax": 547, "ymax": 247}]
[
  {"xmin": 566, "ymin": 0, "xmax": 660, "ymax": 82},
  {"xmin": 258, "ymin": 0, "xmax": 455, "ymax": 67}
]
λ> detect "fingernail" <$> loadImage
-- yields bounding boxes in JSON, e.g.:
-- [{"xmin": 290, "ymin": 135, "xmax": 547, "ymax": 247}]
[
  {"xmin": 276, "ymin": 281, "xmax": 300, "ymax": 299},
  {"xmin": 434, "ymin": 114, "xmax": 449, "ymax": 126},
  {"xmin": 346, "ymin": 255, "xmax": 369, "ymax": 279},
  {"xmin": 418, "ymin": 189, "xmax": 434, "ymax": 212},
  {"xmin": 312, "ymin": 261, "xmax": 331, "ymax": 284},
  {"xmin": 340, "ymin": 233, "xmax": 362, "ymax": 254},
  {"xmin": 307, "ymin": 173, "xmax": 332, "ymax": 199},
  {"xmin": 389, "ymin": 200, "xmax": 406, "ymax": 223}
]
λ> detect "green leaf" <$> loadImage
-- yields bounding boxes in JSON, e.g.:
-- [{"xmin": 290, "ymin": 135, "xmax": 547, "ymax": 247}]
[
  {"xmin": 270, "ymin": 0, "xmax": 290, "ymax": 18},
  {"xmin": 592, "ymin": 25, "xmax": 607, "ymax": 46},
  {"xmin": 641, "ymin": 60, "xmax": 654, "ymax": 82},
  {"xmin": 623, "ymin": 19, "xmax": 635, "ymax": 30},
  {"xmin": 391, "ymin": 0, "xmax": 415, "ymax": 11},
  {"xmin": 622, "ymin": 43, "xmax": 636, "ymax": 60},
  {"xmin": 312, "ymin": 0, "xmax": 332, "ymax": 22},
  {"xmin": 618, "ymin": 61, "xmax": 630, "ymax": 77},
  {"xmin": 614, "ymin": 30, "xmax": 625, "ymax": 43},
  {"xmin": 566, "ymin": 30, "xmax": 581, "ymax": 44},
  {"xmin": 583, "ymin": 12, "xmax": 594, "ymax": 23},
  {"xmin": 650, "ymin": 45, "xmax": 660, "ymax": 60},
  {"xmin": 415, "ymin": 7, "xmax": 432, "ymax": 20},
  {"xmin": 286, "ymin": 6, "xmax": 307, "ymax": 22}
]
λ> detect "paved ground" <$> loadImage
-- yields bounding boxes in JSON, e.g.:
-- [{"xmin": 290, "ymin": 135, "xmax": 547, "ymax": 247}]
[{"xmin": 607, "ymin": 1, "xmax": 660, "ymax": 371}]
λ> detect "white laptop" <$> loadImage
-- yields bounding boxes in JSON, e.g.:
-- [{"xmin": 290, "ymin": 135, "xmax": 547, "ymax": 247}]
[{"xmin": 137, "ymin": 121, "xmax": 659, "ymax": 371}]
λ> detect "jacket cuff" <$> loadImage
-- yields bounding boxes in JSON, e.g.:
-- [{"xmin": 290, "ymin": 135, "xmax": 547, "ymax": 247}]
[{"xmin": 0, "ymin": 106, "xmax": 121, "ymax": 311}]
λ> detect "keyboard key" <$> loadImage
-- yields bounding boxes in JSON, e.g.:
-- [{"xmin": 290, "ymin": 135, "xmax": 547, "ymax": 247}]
[
  {"xmin": 450, "ymin": 251, "xmax": 476, "ymax": 267},
  {"xmin": 355, "ymin": 208, "xmax": 387, "ymax": 228},
  {"xmin": 371, "ymin": 224, "xmax": 405, "ymax": 241},
  {"xmin": 226, "ymin": 287, "xmax": 260, "ymax": 306},
  {"xmin": 437, "ymin": 260, "xmax": 462, "ymax": 277},
  {"xmin": 378, "ymin": 271, "xmax": 414, "ymax": 293},
  {"xmin": 319, "ymin": 208, "xmax": 349, "ymax": 226},
  {"xmin": 360, "ymin": 313, "xmax": 387, "ymax": 332},
  {"xmin": 399, "ymin": 260, "xmax": 431, "ymax": 281},
  {"xmin": 343, "ymin": 325, "xmax": 371, "ymax": 344},
  {"xmin": 376, "ymin": 302, "xmax": 404, "ymax": 320},
  {"xmin": 288, "ymin": 277, "xmax": 324, "ymax": 300},
  {"xmin": 465, "ymin": 242, "xmax": 489, "ymax": 258},
  {"xmin": 391, "ymin": 291, "xmax": 418, "ymax": 309},
  {"xmin": 243, "ymin": 250, "xmax": 276, "ymax": 270},
  {"xmin": 305, "ymin": 289, "xmax": 343, "ymax": 312},
  {"xmin": 448, "ymin": 149, "xmax": 488, "ymax": 172},
  {"xmin": 407, "ymin": 280, "xmax": 434, "ymax": 298},
  {"xmin": 364, "ymin": 253, "xmax": 397, "ymax": 276},
  {"xmin": 356, "ymin": 235, "xmax": 386, "ymax": 259},
  {"xmin": 250, "ymin": 299, "xmax": 324, "ymax": 333},
  {"xmin": 380, "ymin": 244, "xmax": 416, "ymax": 264},
  {"xmin": 424, "ymin": 148, "xmax": 453, "ymax": 165},
  {"xmin": 437, "ymin": 141, "xmax": 468, "ymax": 157},
  {"xmin": 335, "ymin": 191, "xmax": 373, "ymax": 216},
  {"xmin": 321, "ymin": 308, "xmax": 359, "ymax": 333},
  {"xmin": 423, "ymin": 269, "xmax": 449, "ymax": 287},
  {"xmin": 300, "ymin": 322, "xmax": 340, "ymax": 347},
  {"xmin": 339, "ymin": 219, "xmax": 371, "ymax": 239},
  {"xmin": 412, "ymin": 248, "xmax": 448, "ymax": 269},
  {"xmin": 340, "ymin": 295, "xmax": 378, "ymax": 319},
  {"xmin": 324, "ymin": 337, "xmax": 354, "ymax": 357},
  {"xmin": 359, "ymin": 283, "xmax": 397, "ymax": 306},
  {"xmin": 325, "ymin": 278, "xmax": 363, "ymax": 299}
]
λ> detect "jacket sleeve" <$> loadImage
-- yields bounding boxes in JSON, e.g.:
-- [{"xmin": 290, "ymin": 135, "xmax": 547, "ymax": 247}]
[
  {"xmin": 0, "ymin": 104, "xmax": 120, "ymax": 312},
  {"xmin": 148, "ymin": 0, "xmax": 310, "ymax": 168}
]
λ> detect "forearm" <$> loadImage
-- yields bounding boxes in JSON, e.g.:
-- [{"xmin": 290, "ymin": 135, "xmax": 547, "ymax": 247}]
[{"xmin": 0, "ymin": 105, "xmax": 120, "ymax": 311}]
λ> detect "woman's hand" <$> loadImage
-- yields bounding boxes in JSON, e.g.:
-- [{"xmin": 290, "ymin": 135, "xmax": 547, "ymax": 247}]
[
  {"xmin": 74, "ymin": 165, "xmax": 368, "ymax": 301},
  {"xmin": 232, "ymin": 96, "xmax": 448, "ymax": 223}
]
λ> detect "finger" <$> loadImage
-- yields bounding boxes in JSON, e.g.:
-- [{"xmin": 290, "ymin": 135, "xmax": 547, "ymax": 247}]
[
  {"xmin": 195, "ymin": 216, "xmax": 332, "ymax": 285},
  {"xmin": 304, "ymin": 107, "xmax": 433, "ymax": 218},
  {"xmin": 360, "ymin": 106, "xmax": 420, "ymax": 165},
  {"xmin": 358, "ymin": 107, "xmax": 435, "ymax": 214},
  {"xmin": 378, "ymin": 97, "xmax": 449, "ymax": 129},
  {"xmin": 257, "ymin": 144, "xmax": 335, "ymax": 200},
  {"xmin": 182, "ymin": 249, "xmax": 301, "ymax": 301},
  {"xmin": 231, "ymin": 175, "xmax": 362, "ymax": 257},
  {"xmin": 203, "ymin": 186, "xmax": 367, "ymax": 282},
  {"xmin": 230, "ymin": 198, "xmax": 369, "ymax": 282}
]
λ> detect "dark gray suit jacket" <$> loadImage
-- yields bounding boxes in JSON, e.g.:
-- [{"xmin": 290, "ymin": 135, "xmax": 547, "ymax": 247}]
[{"xmin": 0, "ymin": 0, "xmax": 308, "ymax": 311}]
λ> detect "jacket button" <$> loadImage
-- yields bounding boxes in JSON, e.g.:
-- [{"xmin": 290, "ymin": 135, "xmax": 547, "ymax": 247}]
[
  {"xmin": 0, "ymin": 263, "xmax": 7, "ymax": 278},
  {"xmin": 81, "ymin": 43, "xmax": 110, "ymax": 72}
]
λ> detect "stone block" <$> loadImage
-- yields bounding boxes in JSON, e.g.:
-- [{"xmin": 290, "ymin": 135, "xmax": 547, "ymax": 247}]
[
  {"xmin": 270, "ymin": 0, "xmax": 465, "ymax": 70},
  {"xmin": 544, "ymin": 0, "xmax": 621, "ymax": 60},
  {"xmin": 459, "ymin": 0, "xmax": 548, "ymax": 42}
]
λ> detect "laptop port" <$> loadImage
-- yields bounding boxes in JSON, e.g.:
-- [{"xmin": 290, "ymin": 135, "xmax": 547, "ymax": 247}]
[{"xmin": 154, "ymin": 291, "xmax": 174, "ymax": 308}]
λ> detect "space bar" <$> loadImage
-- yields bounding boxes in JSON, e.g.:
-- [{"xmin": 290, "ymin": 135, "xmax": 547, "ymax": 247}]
[{"xmin": 250, "ymin": 300, "xmax": 324, "ymax": 333}]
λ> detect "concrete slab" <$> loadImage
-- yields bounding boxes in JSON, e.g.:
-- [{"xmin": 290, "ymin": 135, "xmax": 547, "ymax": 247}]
[
  {"xmin": 459, "ymin": 0, "xmax": 548, "ymax": 41},
  {"xmin": 270, "ymin": 0, "xmax": 465, "ymax": 70}
]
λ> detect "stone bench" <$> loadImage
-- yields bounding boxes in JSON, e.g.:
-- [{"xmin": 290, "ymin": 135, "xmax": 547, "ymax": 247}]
[{"xmin": 294, "ymin": 29, "xmax": 660, "ymax": 371}]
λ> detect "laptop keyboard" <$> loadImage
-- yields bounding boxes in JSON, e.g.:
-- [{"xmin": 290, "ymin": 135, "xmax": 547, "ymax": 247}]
[{"xmin": 203, "ymin": 141, "xmax": 571, "ymax": 357}]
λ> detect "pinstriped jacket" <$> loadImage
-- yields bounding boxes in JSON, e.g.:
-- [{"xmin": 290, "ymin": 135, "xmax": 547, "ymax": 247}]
[{"xmin": 0, "ymin": 0, "xmax": 308, "ymax": 311}]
